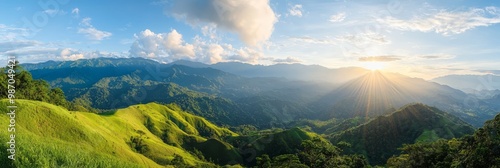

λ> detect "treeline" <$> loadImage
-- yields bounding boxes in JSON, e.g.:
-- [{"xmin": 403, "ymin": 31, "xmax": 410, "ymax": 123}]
[
  {"xmin": 387, "ymin": 113, "xmax": 500, "ymax": 167},
  {"xmin": 255, "ymin": 138, "xmax": 368, "ymax": 168},
  {"xmin": 0, "ymin": 62, "xmax": 93, "ymax": 112}
]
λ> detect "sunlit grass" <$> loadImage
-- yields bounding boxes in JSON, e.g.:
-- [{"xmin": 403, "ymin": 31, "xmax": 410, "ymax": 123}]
[{"xmin": 0, "ymin": 99, "xmax": 237, "ymax": 167}]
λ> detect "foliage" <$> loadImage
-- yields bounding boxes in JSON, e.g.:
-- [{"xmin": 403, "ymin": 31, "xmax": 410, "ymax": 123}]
[
  {"xmin": 387, "ymin": 113, "xmax": 500, "ymax": 168},
  {"xmin": 0, "ymin": 99, "xmax": 233, "ymax": 167},
  {"xmin": 0, "ymin": 63, "xmax": 70, "ymax": 109},
  {"xmin": 254, "ymin": 138, "xmax": 368, "ymax": 168},
  {"xmin": 330, "ymin": 103, "xmax": 475, "ymax": 165}
]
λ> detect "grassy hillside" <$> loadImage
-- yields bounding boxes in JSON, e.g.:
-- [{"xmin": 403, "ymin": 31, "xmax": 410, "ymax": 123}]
[
  {"xmin": 330, "ymin": 103, "xmax": 475, "ymax": 165},
  {"xmin": 0, "ymin": 99, "xmax": 238, "ymax": 167}
]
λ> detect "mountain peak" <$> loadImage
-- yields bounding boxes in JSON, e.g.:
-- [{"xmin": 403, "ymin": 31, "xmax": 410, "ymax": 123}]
[
  {"xmin": 331, "ymin": 103, "xmax": 474, "ymax": 165},
  {"xmin": 169, "ymin": 59, "xmax": 209, "ymax": 68}
]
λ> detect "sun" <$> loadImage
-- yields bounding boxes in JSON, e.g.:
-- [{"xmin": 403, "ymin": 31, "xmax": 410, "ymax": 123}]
[{"xmin": 362, "ymin": 62, "xmax": 386, "ymax": 71}]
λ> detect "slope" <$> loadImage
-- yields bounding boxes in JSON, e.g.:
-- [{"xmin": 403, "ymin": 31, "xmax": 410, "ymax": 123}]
[
  {"xmin": 0, "ymin": 99, "xmax": 238, "ymax": 167},
  {"xmin": 313, "ymin": 71, "xmax": 492, "ymax": 127},
  {"xmin": 25, "ymin": 58, "xmax": 328, "ymax": 128},
  {"xmin": 329, "ymin": 103, "xmax": 475, "ymax": 165},
  {"xmin": 387, "ymin": 111, "xmax": 500, "ymax": 167}
]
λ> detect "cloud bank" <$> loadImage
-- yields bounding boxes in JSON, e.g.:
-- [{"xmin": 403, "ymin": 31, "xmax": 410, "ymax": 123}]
[
  {"xmin": 379, "ymin": 6, "xmax": 500, "ymax": 35},
  {"xmin": 130, "ymin": 29, "xmax": 264, "ymax": 64}
]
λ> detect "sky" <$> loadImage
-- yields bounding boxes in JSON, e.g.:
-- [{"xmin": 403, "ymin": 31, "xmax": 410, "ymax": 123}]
[{"xmin": 0, "ymin": 0, "xmax": 499, "ymax": 79}]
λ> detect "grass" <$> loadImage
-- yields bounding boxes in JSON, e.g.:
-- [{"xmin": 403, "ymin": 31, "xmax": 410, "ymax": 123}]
[
  {"xmin": 0, "ymin": 99, "xmax": 238, "ymax": 167},
  {"xmin": 415, "ymin": 129, "xmax": 440, "ymax": 143}
]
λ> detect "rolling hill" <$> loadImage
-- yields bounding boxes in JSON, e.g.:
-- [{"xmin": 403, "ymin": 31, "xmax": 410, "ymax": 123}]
[
  {"xmin": 22, "ymin": 58, "xmax": 331, "ymax": 128},
  {"xmin": 329, "ymin": 103, "xmax": 475, "ymax": 165},
  {"xmin": 22, "ymin": 58, "xmax": 499, "ymax": 127},
  {"xmin": 0, "ymin": 99, "xmax": 237, "ymax": 167},
  {"xmin": 0, "ymin": 99, "xmax": 333, "ymax": 167}
]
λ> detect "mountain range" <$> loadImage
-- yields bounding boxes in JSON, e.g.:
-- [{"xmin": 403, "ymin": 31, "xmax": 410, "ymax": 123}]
[
  {"xmin": 432, "ymin": 74, "xmax": 500, "ymax": 93},
  {"xmin": 1, "ymin": 57, "xmax": 499, "ymax": 167},
  {"xmin": 22, "ymin": 57, "xmax": 499, "ymax": 127}
]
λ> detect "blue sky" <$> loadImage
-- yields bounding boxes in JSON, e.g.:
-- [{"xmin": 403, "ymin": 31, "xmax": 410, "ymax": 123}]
[{"xmin": 1, "ymin": 0, "xmax": 499, "ymax": 79}]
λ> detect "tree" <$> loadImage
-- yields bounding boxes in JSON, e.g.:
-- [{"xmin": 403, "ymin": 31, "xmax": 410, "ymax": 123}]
[
  {"xmin": 271, "ymin": 154, "xmax": 309, "ymax": 168},
  {"xmin": 256, "ymin": 154, "xmax": 271, "ymax": 168},
  {"xmin": 171, "ymin": 154, "xmax": 189, "ymax": 168},
  {"xmin": 387, "ymin": 114, "xmax": 500, "ymax": 168}
]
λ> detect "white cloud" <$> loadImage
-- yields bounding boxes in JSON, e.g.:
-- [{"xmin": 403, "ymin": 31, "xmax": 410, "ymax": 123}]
[
  {"xmin": 329, "ymin": 12, "xmax": 346, "ymax": 22},
  {"xmin": 129, "ymin": 29, "xmax": 195, "ymax": 60},
  {"xmin": 169, "ymin": 0, "xmax": 277, "ymax": 46},
  {"xmin": 290, "ymin": 36, "xmax": 335, "ymax": 45},
  {"xmin": 43, "ymin": 9, "xmax": 57, "ymax": 15},
  {"xmin": 201, "ymin": 24, "xmax": 217, "ymax": 39},
  {"xmin": 0, "ymin": 40, "xmax": 40, "ymax": 52},
  {"xmin": 60, "ymin": 48, "xmax": 84, "ymax": 61},
  {"xmin": 71, "ymin": 8, "xmax": 79, "ymax": 16},
  {"xmin": 130, "ymin": 29, "xmax": 266, "ymax": 64},
  {"xmin": 77, "ymin": 17, "xmax": 112, "ymax": 40},
  {"xmin": 80, "ymin": 17, "xmax": 91, "ymax": 27},
  {"xmin": 229, "ymin": 47, "xmax": 263, "ymax": 63},
  {"xmin": 0, "ymin": 24, "xmax": 30, "ymax": 40},
  {"xmin": 379, "ymin": 6, "xmax": 500, "ymax": 35},
  {"xmin": 3, "ymin": 45, "xmax": 126, "ymax": 63},
  {"xmin": 289, "ymin": 4, "xmax": 303, "ymax": 17},
  {"xmin": 206, "ymin": 44, "xmax": 224, "ymax": 63},
  {"xmin": 43, "ymin": 9, "xmax": 66, "ymax": 16},
  {"xmin": 164, "ymin": 30, "xmax": 196, "ymax": 59}
]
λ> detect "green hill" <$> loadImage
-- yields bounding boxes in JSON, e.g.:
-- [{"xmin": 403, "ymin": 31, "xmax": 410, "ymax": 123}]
[
  {"xmin": 330, "ymin": 103, "xmax": 475, "ymax": 165},
  {"xmin": 387, "ymin": 112, "xmax": 500, "ymax": 167},
  {"xmin": 0, "ymin": 99, "xmax": 238, "ymax": 167},
  {"xmin": 225, "ymin": 127, "xmax": 318, "ymax": 165}
]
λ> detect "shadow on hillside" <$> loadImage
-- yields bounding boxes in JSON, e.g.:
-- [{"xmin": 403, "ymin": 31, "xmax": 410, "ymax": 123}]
[{"xmin": 99, "ymin": 110, "xmax": 117, "ymax": 116}]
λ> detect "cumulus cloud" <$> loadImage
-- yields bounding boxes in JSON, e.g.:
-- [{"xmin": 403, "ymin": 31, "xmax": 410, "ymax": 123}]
[
  {"xmin": 229, "ymin": 47, "xmax": 263, "ymax": 63},
  {"xmin": 289, "ymin": 4, "xmax": 303, "ymax": 17},
  {"xmin": 273, "ymin": 56, "xmax": 302, "ymax": 64},
  {"xmin": 129, "ymin": 29, "xmax": 195, "ymax": 60},
  {"xmin": 329, "ymin": 12, "xmax": 346, "ymax": 22},
  {"xmin": 169, "ymin": 0, "xmax": 277, "ymax": 46},
  {"xmin": 379, "ymin": 6, "xmax": 500, "ymax": 35},
  {"xmin": 130, "ymin": 29, "xmax": 265, "ymax": 64},
  {"xmin": 60, "ymin": 48, "xmax": 84, "ymax": 61},
  {"xmin": 358, "ymin": 56, "xmax": 401, "ymax": 62},
  {"xmin": 78, "ymin": 17, "xmax": 112, "ymax": 40}
]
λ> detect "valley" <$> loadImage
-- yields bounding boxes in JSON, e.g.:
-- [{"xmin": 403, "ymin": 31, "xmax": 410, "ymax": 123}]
[{"xmin": 1, "ymin": 58, "xmax": 499, "ymax": 167}]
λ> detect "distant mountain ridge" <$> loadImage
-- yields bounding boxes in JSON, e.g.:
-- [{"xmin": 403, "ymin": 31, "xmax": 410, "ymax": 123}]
[
  {"xmin": 312, "ymin": 70, "xmax": 497, "ymax": 127},
  {"xmin": 432, "ymin": 74, "xmax": 500, "ymax": 93},
  {"xmin": 170, "ymin": 59, "xmax": 369, "ymax": 83},
  {"xmin": 21, "ymin": 58, "xmax": 500, "ymax": 127}
]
